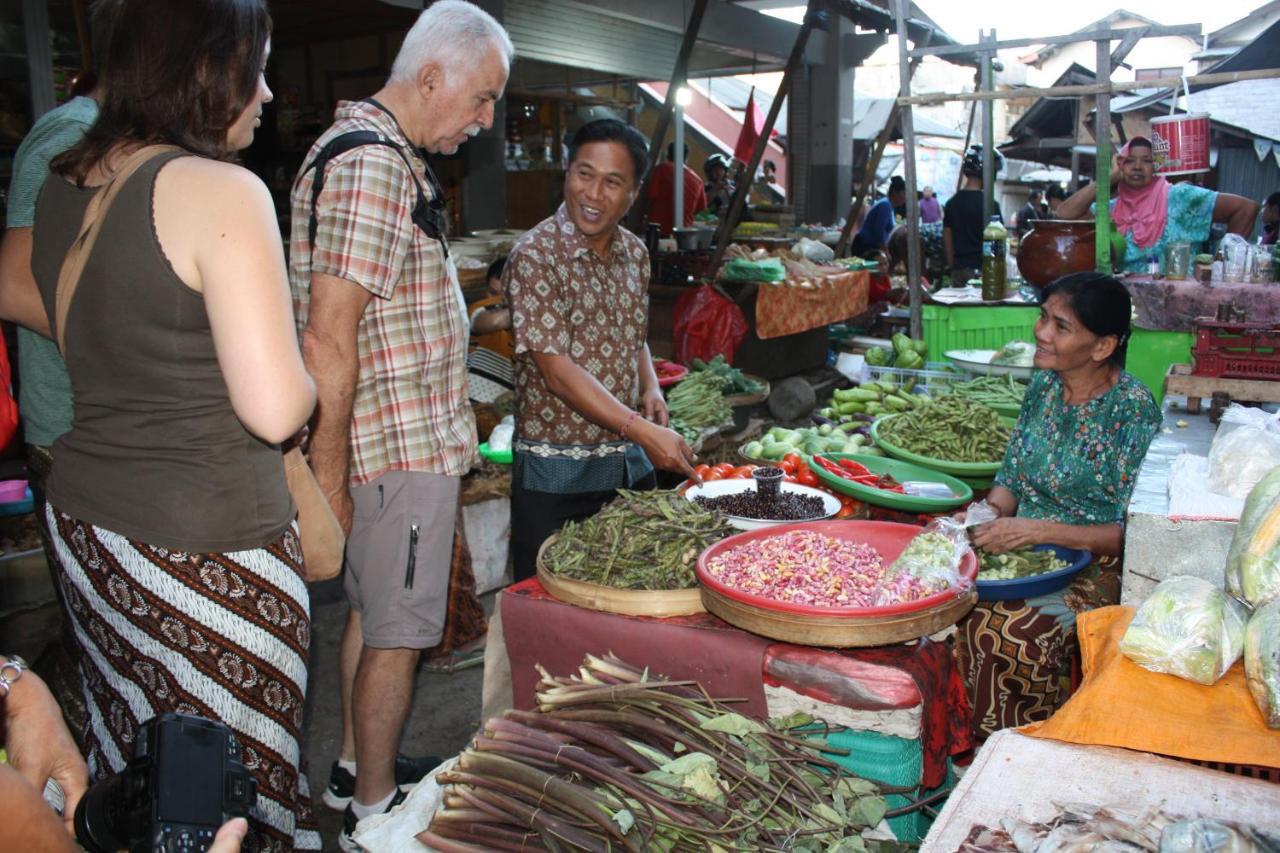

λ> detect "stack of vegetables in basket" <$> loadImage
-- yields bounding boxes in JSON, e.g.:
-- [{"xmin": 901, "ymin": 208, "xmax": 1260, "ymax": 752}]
[
  {"xmin": 876, "ymin": 395, "xmax": 1011, "ymax": 464},
  {"xmin": 818, "ymin": 377, "xmax": 926, "ymax": 422},
  {"xmin": 864, "ymin": 333, "xmax": 927, "ymax": 369},
  {"xmin": 1118, "ymin": 466, "xmax": 1280, "ymax": 728},
  {"xmin": 664, "ymin": 370, "xmax": 733, "ymax": 445},
  {"xmin": 741, "ymin": 424, "xmax": 875, "ymax": 463},
  {"xmin": 419, "ymin": 653, "xmax": 893, "ymax": 851},
  {"xmin": 540, "ymin": 490, "xmax": 735, "ymax": 591}
]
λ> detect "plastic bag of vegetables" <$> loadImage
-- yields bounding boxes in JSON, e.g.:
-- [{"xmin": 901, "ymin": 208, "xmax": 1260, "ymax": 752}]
[
  {"xmin": 1225, "ymin": 464, "xmax": 1280, "ymax": 609},
  {"xmin": 1119, "ymin": 576, "xmax": 1249, "ymax": 686},
  {"xmin": 1160, "ymin": 818, "xmax": 1280, "ymax": 852},
  {"xmin": 875, "ymin": 516, "xmax": 973, "ymax": 605},
  {"xmin": 1244, "ymin": 601, "xmax": 1280, "ymax": 729}
]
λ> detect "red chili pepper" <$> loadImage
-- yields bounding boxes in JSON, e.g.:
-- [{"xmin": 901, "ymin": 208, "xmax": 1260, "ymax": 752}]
[
  {"xmin": 837, "ymin": 459, "xmax": 872, "ymax": 476},
  {"xmin": 814, "ymin": 456, "xmax": 848, "ymax": 478}
]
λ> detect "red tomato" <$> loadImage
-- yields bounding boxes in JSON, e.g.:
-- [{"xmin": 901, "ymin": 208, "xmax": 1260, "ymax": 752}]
[
  {"xmin": 796, "ymin": 467, "xmax": 819, "ymax": 488},
  {"xmin": 693, "ymin": 464, "xmax": 712, "ymax": 479},
  {"xmin": 778, "ymin": 459, "xmax": 797, "ymax": 476},
  {"xmin": 703, "ymin": 470, "xmax": 724, "ymax": 481},
  {"xmin": 730, "ymin": 465, "xmax": 756, "ymax": 479},
  {"xmin": 713, "ymin": 462, "xmax": 734, "ymax": 475},
  {"xmin": 783, "ymin": 453, "xmax": 803, "ymax": 471}
]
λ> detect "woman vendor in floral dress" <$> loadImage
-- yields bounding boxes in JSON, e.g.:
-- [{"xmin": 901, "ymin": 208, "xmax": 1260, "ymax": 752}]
[
  {"xmin": 955, "ymin": 272, "xmax": 1162, "ymax": 734},
  {"xmin": 1056, "ymin": 136, "xmax": 1257, "ymax": 272}
]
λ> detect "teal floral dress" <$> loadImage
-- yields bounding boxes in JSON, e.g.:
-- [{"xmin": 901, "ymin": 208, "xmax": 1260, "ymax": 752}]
[
  {"xmin": 994, "ymin": 369, "xmax": 1161, "ymax": 522},
  {"xmin": 957, "ymin": 369, "xmax": 1162, "ymax": 736},
  {"xmin": 1095, "ymin": 183, "xmax": 1217, "ymax": 274}
]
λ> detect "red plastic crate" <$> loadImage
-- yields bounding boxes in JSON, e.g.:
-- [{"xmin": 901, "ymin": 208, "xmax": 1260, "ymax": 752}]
[{"xmin": 1191, "ymin": 319, "xmax": 1280, "ymax": 380}]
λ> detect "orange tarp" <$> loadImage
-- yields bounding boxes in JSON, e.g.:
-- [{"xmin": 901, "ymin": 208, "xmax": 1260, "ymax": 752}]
[{"xmin": 1021, "ymin": 606, "xmax": 1280, "ymax": 769}]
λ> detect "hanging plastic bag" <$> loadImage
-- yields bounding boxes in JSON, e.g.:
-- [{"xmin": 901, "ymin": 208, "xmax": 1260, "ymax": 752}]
[
  {"xmin": 672, "ymin": 284, "xmax": 749, "ymax": 366},
  {"xmin": 1207, "ymin": 404, "xmax": 1280, "ymax": 499},
  {"xmin": 1118, "ymin": 576, "xmax": 1248, "ymax": 686},
  {"xmin": 876, "ymin": 516, "xmax": 974, "ymax": 605}
]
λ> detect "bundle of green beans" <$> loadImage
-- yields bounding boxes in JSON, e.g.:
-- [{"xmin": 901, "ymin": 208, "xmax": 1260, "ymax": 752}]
[
  {"xmin": 542, "ymin": 490, "xmax": 735, "ymax": 590},
  {"xmin": 978, "ymin": 548, "xmax": 1070, "ymax": 580},
  {"xmin": 664, "ymin": 370, "xmax": 733, "ymax": 428},
  {"xmin": 877, "ymin": 395, "xmax": 1012, "ymax": 463},
  {"xmin": 948, "ymin": 374, "xmax": 1027, "ymax": 408}
]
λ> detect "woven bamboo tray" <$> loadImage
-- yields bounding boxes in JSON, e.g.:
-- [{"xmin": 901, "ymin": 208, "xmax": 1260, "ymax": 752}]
[
  {"xmin": 700, "ymin": 584, "xmax": 976, "ymax": 647},
  {"xmin": 536, "ymin": 535, "xmax": 705, "ymax": 618}
]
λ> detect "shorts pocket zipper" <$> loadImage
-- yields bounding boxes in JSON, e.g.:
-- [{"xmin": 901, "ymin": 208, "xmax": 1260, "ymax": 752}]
[{"xmin": 404, "ymin": 523, "xmax": 420, "ymax": 589}]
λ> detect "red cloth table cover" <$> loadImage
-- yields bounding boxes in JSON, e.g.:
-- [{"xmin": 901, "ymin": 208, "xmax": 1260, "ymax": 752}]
[
  {"xmin": 501, "ymin": 577, "xmax": 973, "ymax": 789},
  {"xmin": 754, "ymin": 269, "xmax": 869, "ymax": 339}
]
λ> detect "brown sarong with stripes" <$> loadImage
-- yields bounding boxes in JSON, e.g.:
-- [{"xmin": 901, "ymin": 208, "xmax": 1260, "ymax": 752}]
[{"xmin": 46, "ymin": 504, "xmax": 320, "ymax": 852}]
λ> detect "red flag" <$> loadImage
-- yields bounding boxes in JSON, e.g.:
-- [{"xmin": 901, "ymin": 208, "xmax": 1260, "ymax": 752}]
[{"xmin": 734, "ymin": 88, "xmax": 770, "ymax": 164}]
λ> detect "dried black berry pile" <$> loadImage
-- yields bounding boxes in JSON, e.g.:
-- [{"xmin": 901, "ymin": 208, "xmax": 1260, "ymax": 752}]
[{"xmin": 694, "ymin": 489, "xmax": 827, "ymax": 521}]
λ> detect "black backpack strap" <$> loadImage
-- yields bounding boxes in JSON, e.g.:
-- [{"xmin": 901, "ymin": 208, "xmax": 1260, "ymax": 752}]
[{"xmin": 302, "ymin": 130, "xmax": 445, "ymax": 255}]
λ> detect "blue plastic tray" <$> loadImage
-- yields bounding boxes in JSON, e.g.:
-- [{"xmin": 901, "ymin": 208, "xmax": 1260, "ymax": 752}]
[{"xmin": 976, "ymin": 544, "xmax": 1092, "ymax": 601}]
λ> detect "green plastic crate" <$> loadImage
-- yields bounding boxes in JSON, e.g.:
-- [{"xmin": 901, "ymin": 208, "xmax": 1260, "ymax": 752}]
[
  {"xmin": 808, "ymin": 727, "xmax": 955, "ymax": 843},
  {"xmin": 922, "ymin": 303, "xmax": 1039, "ymax": 361},
  {"xmin": 1127, "ymin": 328, "xmax": 1192, "ymax": 406}
]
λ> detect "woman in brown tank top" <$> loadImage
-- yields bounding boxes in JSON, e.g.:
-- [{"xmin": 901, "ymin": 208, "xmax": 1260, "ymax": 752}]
[{"xmin": 0, "ymin": 2, "xmax": 317, "ymax": 850}]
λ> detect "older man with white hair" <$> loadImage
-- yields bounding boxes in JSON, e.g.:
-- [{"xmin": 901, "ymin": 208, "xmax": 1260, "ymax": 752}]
[{"xmin": 287, "ymin": 2, "xmax": 512, "ymax": 847}]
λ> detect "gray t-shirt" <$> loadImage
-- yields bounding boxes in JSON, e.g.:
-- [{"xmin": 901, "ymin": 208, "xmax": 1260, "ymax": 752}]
[{"xmin": 6, "ymin": 96, "xmax": 97, "ymax": 446}]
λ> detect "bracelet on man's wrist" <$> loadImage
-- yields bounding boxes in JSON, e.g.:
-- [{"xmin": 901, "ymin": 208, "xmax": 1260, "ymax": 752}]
[
  {"xmin": 0, "ymin": 655, "xmax": 27, "ymax": 699},
  {"xmin": 619, "ymin": 410, "xmax": 640, "ymax": 440}
]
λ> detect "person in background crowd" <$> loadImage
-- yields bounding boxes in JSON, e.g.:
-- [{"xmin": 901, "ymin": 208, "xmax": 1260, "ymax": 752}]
[
  {"xmin": 1045, "ymin": 184, "xmax": 1067, "ymax": 218},
  {"xmin": 644, "ymin": 142, "xmax": 706, "ymax": 237},
  {"xmin": 1057, "ymin": 136, "xmax": 1257, "ymax": 273},
  {"xmin": 918, "ymin": 185, "xmax": 942, "ymax": 224},
  {"xmin": 288, "ymin": 2, "xmax": 512, "ymax": 848},
  {"xmin": 1261, "ymin": 192, "xmax": 1279, "ymax": 245},
  {"xmin": 467, "ymin": 255, "xmax": 515, "ymax": 402},
  {"xmin": 851, "ymin": 175, "xmax": 905, "ymax": 258},
  {"xmin": 0, "ymin": 0, "xmax": 318, "ymax": 848},
  {"xmin": 752, "ymin": 158, "xmax": 783, "ymax": 205},
  {"xmin": 1015, "ymin": 189, "xmax": 1043, "ymax": 238},
  {"xmin": 944, "ymin": 145, "xmax": 1002, "ymax": 283},
  {"xmin": 505, "ymin": 118, "xmax": 698, "ymax": 583},
  {"xmin": 0, "ymin": 0, "xmax": 113, "ymax": 606},
  {"xmin": 704, "ymin": 152, "xmax": 735, "ymax": 216}
]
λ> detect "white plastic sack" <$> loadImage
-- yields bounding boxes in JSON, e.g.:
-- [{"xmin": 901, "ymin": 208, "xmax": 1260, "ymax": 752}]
[
  {"xmin": 792, "ymin": 237, "xmax": 835, "ymax": 264},
  {"xmin": 1207, "ymin": 405, "xmax": 1280, "ymax": 499}
]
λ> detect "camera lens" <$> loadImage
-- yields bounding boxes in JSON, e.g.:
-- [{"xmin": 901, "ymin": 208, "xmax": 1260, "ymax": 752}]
[{"xmin": 74, "ymin": 773, "xmax": 132, "ymax": 853}]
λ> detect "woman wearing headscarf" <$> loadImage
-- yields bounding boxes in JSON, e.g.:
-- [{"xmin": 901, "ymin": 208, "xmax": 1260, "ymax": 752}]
[{"xmin": 1057, "ymin": 136, "xmax": 1258, "ymax": 272}]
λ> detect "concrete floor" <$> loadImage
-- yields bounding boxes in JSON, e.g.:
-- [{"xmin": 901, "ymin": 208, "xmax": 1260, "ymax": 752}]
[
  {"xmin": 2, "ymin": 561, "xmax": 491, "ymax": 853},
  {"xmin": 302, "ymin": 577, "xmax": 490, "ymax": 851}
]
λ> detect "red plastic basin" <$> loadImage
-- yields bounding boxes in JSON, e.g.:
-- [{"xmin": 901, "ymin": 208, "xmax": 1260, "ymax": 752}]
[{"xmin": 696, "ymin": 519, "xmax": 977, "ymax": 617}]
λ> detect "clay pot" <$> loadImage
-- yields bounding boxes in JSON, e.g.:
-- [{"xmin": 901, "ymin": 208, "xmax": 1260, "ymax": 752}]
[{"xmin": 1016, "ymin": 219, "xmax": 1096, "ymax": 288}]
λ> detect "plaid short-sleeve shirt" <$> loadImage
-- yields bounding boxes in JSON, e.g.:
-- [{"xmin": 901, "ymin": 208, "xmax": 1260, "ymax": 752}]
[{"xmin": 289, "ymin": 100, "xmax": 475, "ymax": 485}]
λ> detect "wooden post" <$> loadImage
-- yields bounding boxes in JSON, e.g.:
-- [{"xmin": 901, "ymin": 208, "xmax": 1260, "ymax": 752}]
[
  {"xmin": 981, "ymin": 29, "xmax": 995, "ymax": 224},
  {"xmin": 708, "ymin": 2, "xmax": 817, "ymax": 275},
  {"xmin": 834, "ymin": 32, "xmax": 930, "ymax": 259},
  {"xmin": 957, "ymin": 98, "xmax": 976, "ymax": 193},
  {"xmin": 1095, "ymin": 38, "xmax": 1113, "ymax": 273},
  {"xmin": 893, "ymin": 0, "xmax": 923, "ymax": 339},
  {"xmin": 631, "ymin": 0, "xmax": 710, "ymax": 229}
]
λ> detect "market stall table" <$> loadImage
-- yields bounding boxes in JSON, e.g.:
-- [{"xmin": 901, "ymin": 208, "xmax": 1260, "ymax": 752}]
[
  {"xmin": 500, "ymin": 577, "xmax": 974, "ymax": 793},
  {"xmin": 1122, "ymin": 274, "xmax": 1280, "ymax": 403},
  {"xmin": 721, "ymin": 269, "xmax": 869, "ymax": 379},
  {"xmin": 920, "ymin": 729, "xmax": 1280, "ymax": 852}
]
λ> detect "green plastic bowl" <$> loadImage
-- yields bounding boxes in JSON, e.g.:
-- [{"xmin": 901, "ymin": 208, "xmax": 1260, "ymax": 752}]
[
  {"xmin": 870, "ymin": 415, "xmax": 1010, "ymax": 477},
  {"xmin": 807, "ymin": 453, "xmax": 974, "ymax": 512}
]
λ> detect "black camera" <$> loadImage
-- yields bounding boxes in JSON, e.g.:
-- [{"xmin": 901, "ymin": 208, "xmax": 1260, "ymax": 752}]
[{"xmin": 75, "ymin": 712, "xmax": 256, "ymax": 853}]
